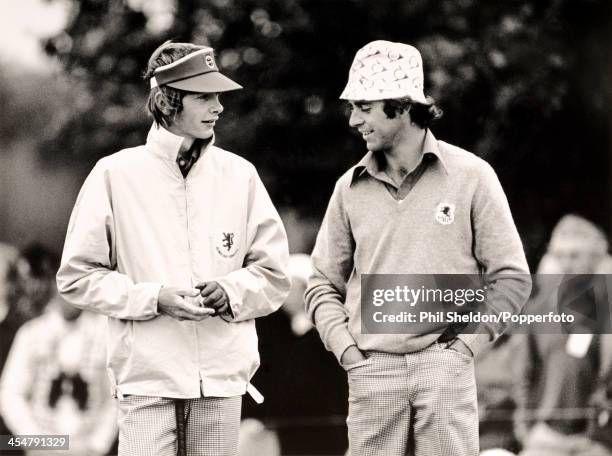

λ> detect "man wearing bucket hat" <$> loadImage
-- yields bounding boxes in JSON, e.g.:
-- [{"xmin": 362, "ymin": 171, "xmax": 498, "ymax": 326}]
[
  {"xmin": 57, "ymin": 42, "xmax": 291, "ymax": 455},
  {"xmin": 305, "ymin": 41, "xmax": 531, "ymax": 455}
]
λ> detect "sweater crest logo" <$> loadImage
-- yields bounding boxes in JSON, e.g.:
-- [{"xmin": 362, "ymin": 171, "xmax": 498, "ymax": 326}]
[
  {"xmin": 215, "ymin": 231, "xmax": 239, "ymax": 258},
  {"xmin": 435, "ymin": 203, "xmax": 455, "ymax": 225}
]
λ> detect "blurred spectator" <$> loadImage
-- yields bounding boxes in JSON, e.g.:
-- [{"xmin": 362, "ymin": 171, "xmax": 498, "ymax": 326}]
[
  {"xmin": 475, "ymin": 333, "xmax": 523, "ymax": 452},
  {"xmin": 1, "ymin": 242, "xmax": 53, "ymax": 450},
  {"xmin": 243, "ymin": 253, "xmax": 348, "ymax": 454},
  {"xmin": 237, "ymin": 418, "xmax": 281, "ymax": 456},
  {"xmin": 515, "ymin": 214, "xmax": 611, "ymax": 456},
  {"xmin": 545, "ymin": 215, "xmax": 608, "ymax": 275},
  {"xmin": 480, "ymin": 450, "xmax": 516, "ymax": 456},
  {"xmin": 474, "ymin": 253, "xmax": 587, "ymax": 451},
  {"xmin": 282, "ymin": 253, "xmax": 313, "ymax": 337},
  {"xmin": 0, "ymin": 244, "xmax": 116, "ymax": 455},
  {"xmin": 0, "ymin": 242, "xmax": 18, "ymax": 442},
  {"xmin": 0, "ymin": 242, "xmax": 19, "ymax": 369},
  {"xmin": 5, "ymin": 243, "xmax": 59, "ymax": 325},
  {"xmin": 587, "ymin": 258, "xmax": 612, "ymax": 451}
]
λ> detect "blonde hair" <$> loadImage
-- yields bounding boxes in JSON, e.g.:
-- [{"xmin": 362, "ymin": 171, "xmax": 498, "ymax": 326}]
[{"xmin": 143, "ymin": 41, "xmax": 206, "ymax": 127}]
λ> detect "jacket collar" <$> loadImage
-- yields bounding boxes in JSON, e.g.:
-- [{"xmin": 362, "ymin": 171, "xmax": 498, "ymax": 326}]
[{"xmin": 146, "ymin": 123, "xmax": 215, "ymax": 162}]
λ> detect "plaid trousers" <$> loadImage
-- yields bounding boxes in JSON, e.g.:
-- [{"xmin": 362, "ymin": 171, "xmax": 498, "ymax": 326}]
[
  {"xmin": 117, "ymin": 395, "xmax": 241, "ymax": 456},
  {"xmin": 345, "ymin": 342, "xmax": 479, "ymax": 456}
]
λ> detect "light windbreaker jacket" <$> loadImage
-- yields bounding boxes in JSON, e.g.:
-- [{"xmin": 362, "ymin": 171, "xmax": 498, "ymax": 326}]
[{"xmin": 57, "ymin": 125, "xmax": 291, "ymax": 399}]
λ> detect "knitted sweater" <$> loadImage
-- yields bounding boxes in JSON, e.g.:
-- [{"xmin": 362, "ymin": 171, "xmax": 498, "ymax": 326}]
[{"xmin": 305, "ymin": 130, "xmax": 531, "ymax": 361}]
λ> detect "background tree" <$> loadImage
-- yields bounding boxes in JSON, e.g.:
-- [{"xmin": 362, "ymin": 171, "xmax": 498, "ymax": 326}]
[{"xmin": 40, "ymin": 0, "xmax": 611, "ymax": 265}]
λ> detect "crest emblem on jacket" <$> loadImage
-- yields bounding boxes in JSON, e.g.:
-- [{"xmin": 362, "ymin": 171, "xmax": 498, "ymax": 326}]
[
  {"xmin": 435, "ymin": 203, "xmax": 455, "ymax": 225},
  {"xmin": 216, "ymin": 231, "xmax": 239, "ymax": 258}
]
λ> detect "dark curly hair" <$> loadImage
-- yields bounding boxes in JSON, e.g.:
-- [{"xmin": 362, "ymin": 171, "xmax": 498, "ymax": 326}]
[
  {"xmin": 143, "ymin": 41, "xmax": 206, "ymax": 127},
  {"xmin": 382, "ymin": 96, "xmax": 443, "ymax": 129}
]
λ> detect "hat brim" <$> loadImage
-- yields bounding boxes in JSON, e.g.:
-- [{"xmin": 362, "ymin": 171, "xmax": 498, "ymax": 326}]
[
  {"xmin": 339, "ymin": 89, "xmax": 430, "ymax": 105},
  {"xmin": 167, "ymin": 72, "xmax": 243, "ymax": 93}
]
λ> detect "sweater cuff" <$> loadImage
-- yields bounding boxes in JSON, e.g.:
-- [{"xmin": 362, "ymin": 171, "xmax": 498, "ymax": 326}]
[
  {"xmin": 456, "ymin": 333, "xmax": 490, "ymax": 357},
  {"xmin": 328, "ymin": 329, "xmax": 359, "ymax": 363}
]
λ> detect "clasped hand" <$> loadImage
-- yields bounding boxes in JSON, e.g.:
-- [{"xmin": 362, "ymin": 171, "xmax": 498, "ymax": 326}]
[
  {"xmin": 195, "ymin": 281, "xmax": 230, "ymax": 316},
  {"xmin": 157, "ymin": 286, "xmax": 214, "ymax": 321},
  {"xmin": 157, "ymin": 282, "xmax": 230, "ymax": 321}
]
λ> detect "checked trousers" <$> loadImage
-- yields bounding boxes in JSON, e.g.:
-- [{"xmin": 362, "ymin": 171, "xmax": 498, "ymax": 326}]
[
  {"xmin": 345, "ymin": 342, "xmax": 479, "ymax": 456},
  {"xmin": 117, "ymin": 395, "xmax": 241, "ymax": 456}
]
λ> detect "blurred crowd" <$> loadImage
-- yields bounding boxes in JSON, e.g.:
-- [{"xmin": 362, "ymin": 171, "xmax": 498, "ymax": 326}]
[
  {"xmin": 476, "ymin": 215, "xmax": 612, "ymax": 456},
  {"xmin": 0, "ymin": 243, "xmax": 116, "ymax": 455},
  {"xmin": 1, "ymin": 212, "xmax": 612, "ymax": 455}
]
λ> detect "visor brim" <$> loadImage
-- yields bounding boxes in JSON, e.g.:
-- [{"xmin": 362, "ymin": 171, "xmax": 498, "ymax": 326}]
[{"xmin": 166, "ymin": 72, "xmax": 243, "ymax": 93}]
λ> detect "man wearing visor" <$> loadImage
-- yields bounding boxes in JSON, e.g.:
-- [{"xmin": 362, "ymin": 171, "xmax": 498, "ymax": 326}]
[
  {"xmin": 305, "ymin": 40, "xmax": 531, "ymax": 455},
  {"xmin": 57, "ymin": 41, "xmax": 291, "ymax": 456}
]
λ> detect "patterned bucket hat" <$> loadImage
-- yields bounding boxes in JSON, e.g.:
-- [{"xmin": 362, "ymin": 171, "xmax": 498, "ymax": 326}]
[{"xmin": 340, "ymin": 40, "xmax": 428, "ymax": 104}]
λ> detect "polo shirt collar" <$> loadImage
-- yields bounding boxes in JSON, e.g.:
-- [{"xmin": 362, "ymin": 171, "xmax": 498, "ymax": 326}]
[{"xmin": 350, "ymin": 128, "xmax": 448, "ymax": 185}]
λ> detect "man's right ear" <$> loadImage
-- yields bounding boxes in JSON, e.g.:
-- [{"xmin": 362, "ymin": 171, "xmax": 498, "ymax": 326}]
[{"xmin": 153, "ymin": 91, "xmax": 174, "ymax": 116}]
